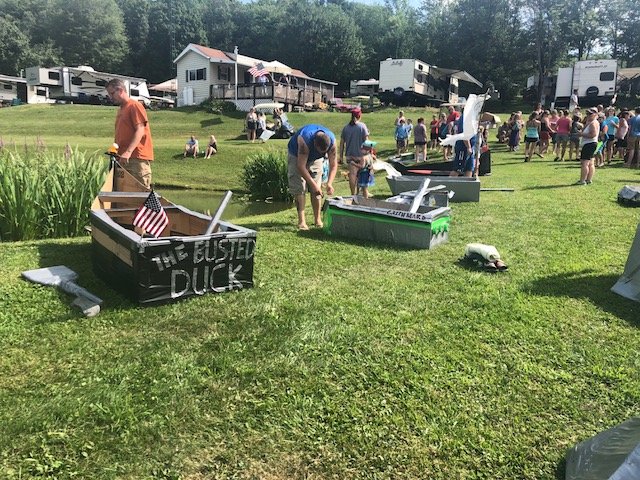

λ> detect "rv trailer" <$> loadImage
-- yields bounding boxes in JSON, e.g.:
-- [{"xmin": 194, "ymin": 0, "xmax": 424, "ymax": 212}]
[
  {"xmin": 349, "ymin": 78, "xmax": 380, "ymax": 96},
  {"xmin": 0, "ymin": 74, "xmax": 52, "ymax": 105},
  {"xmin": 377, "ymin": 58, "xmax": 482, "ymax": 107},
  {"xmin": 26, "ymin": 66, "xmax": 151, "ymax": 106},
  {"xmin": 554, "ymin": 59, "xmax": 617, "ymax": 108}
]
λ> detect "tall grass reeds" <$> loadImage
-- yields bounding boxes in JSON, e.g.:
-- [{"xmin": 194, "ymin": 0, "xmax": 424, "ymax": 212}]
[
  {"xmin": 241, "ymin": 150, "xmax": 292, "ymax": 202},
  {"xmin": 0, "ymin": 148, "xmax": 109, "ymax": 241}
]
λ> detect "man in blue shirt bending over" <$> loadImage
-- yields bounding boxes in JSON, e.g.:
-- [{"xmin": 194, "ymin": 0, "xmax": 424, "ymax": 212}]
[{"xmin": 287, "ymin": 124, "xmax": 338, "ymax": 230}]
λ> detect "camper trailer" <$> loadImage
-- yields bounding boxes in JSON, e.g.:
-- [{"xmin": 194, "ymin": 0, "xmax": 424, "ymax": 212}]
[
  {"xmin": 0, "ymin": 74, "xmax": 51, "ymax": 105},
  {"xmin": 26, "ymin": 66, "xmax": 151, "ymax": 106},
  {"xmin": 523, "ymin": 74, "xmax": 557, "ymax": 106},
  {"xmin": 554, "ymin": 59, "xmax": 617, "ymax": 108},
  {"xmin": 377, "ymin": 58, "xmax": 482, "ymax": 107},
  {"xmin": 349, "ymin": 79, "xmax": 380, "ymax": 96}
]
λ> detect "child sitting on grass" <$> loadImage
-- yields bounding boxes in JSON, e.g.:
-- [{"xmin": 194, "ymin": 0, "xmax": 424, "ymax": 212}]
[{"xmin": 355, "ymin": 140, "xmax": 377, "ymax": 198}]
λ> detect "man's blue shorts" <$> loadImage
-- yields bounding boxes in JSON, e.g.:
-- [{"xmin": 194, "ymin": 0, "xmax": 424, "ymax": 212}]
[{"xmin": 454, "ymin": 144, "xmax": 475, "ymax": 174}]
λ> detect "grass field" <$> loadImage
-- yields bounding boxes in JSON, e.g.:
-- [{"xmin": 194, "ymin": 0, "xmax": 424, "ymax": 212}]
[{"xmin": 1, "ymin": 104, "xmax": 639, "ymax": 479}]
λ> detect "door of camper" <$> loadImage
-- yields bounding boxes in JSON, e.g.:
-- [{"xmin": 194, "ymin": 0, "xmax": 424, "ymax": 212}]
[{"xmin": 554, "ymin": 67, "xmax": 573, "ymax": 107}]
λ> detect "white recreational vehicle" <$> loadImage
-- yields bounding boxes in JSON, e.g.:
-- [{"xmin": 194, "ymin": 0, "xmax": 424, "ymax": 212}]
[
  {"xmin": 349, "ymin": 78, "xmax": 380, "ymax": 96},
  {"xmin": 25, "ymin": 66, "xmax": 151, "ymax": 106},
  {"xmin": 377, "ymin": 58, "xmax": 482, "ymax": 107},
  {"xmin": 554, "ymin": 59, "xmax": 617, "ymax": 108},
  {"xmin": 0, "ymin": 74, "xmax": 52, "ymax": 105}
]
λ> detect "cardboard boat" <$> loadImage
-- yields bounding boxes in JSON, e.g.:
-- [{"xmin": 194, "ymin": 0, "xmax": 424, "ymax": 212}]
[
  {"xmin": 323, "ymin": 195, "xmax": 451, "ymax": 249},
  {"xmin": 90, "ymin": 161, "xmax": 256, "ymax": 305},
  {"xmin": 386, "ymin": 188, "xmax": 452, "ymax": 208},
  {"xmin": 385, "ymin": 153, "xmax": 481, "ymax": 202},
  {"xmin": 386, "ymin": 173, "xmax": 480, "ymax": 202},
  {"xmin": 387, "ymin": 152, "xmax": 454, "ymax": 174}
]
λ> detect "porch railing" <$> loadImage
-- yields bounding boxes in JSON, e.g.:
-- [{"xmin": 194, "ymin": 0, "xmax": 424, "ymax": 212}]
[{"xmin": 210, "ymin": 83, "xmax": 327, "ymax": 106}]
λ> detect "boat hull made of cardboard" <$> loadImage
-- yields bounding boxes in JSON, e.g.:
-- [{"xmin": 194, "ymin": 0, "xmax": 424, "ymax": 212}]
[
  {"xmin": 386, "ymin": 174, "xmax": 480, "ymax": 202},
  {"xmin": 387, "ymin": 153, "xmax": 453, "ymax": 174},
  {"xmin": 323, "ymin": 195, "xmax": 451, "ymax": 249},
  {"xmin": 90, "ymin": 162, "xmax": 256, "ymax": 305}
]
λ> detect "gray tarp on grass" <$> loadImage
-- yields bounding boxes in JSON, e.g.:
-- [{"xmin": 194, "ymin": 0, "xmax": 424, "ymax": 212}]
[
  {"xmin": 566, "ymin": 417, "xmax": 640, "ymax": 480},
  {"xmin": 611, "ymin": 223, "xmax": 640, "ymax": 303}
]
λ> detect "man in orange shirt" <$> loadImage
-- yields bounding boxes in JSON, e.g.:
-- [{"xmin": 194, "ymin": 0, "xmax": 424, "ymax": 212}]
[{"xmin": 106, "ymin": 78, "xmax": 154, "ymax": 189}]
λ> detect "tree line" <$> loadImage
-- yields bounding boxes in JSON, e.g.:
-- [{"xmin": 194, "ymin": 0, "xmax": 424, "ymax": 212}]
[{"xmin": 1, "ymin": 0, "xmax": 639, "ymax": 103}]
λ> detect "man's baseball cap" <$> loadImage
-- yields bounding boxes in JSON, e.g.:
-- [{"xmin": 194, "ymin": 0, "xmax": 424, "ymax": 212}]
[{"xmin": 362, "ymin": 140, "xmax": 377, "ymax": 148}]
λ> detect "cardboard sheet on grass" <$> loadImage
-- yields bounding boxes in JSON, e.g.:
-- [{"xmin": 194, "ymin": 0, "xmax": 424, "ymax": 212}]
[
  {"xmin": 566, "ymin": 417, "xmax": 640, "ymax": 480},
  {"xmin": 611, "ymin": 222, "xmax": 640, "ymax": 302}
]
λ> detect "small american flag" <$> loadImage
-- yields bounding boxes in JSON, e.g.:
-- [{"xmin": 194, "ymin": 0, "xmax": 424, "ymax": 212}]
[
  {"xmin": 133, "ymin": 190, "xmax": 168, "ymax": 238},
  {"xmin": 248, "ymin": 62, "xmax": 269, "ymax": 78}
]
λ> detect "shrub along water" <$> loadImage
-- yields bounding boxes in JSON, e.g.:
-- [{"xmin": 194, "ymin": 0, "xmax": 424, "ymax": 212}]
[
  {"xmin": 0, "ymin": 148, "xmax": 108, "ymax": 241},
  {"xmin": 241, "ymin": 150, "xmax": 293, "ymax": 202}
]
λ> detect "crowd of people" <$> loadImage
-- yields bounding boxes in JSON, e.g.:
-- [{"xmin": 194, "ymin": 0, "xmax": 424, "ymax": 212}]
[
  {"xmin": 498, "ymin": 103, "xmax": 640, "ymax": 185},
  {"xmin": 106, "ymin": 77, "xmax": 640, "ymax": 232}
]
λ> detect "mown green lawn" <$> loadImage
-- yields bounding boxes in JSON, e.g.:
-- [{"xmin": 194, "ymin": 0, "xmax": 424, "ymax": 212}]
[{"xmin": 1, "ymin": 104, "xmax": 639, "ymax": 479}]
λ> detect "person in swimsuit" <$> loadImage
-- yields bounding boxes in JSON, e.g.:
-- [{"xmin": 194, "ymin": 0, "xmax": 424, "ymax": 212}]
[{"xmin": 523, "ymin": 112, "xmax": 540, "ymax": 162}]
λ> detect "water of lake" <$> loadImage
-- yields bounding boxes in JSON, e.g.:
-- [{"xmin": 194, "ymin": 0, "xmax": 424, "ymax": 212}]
[{"xmin": 160, "ymin": 188, "xmax": 292, "ymax": 220}]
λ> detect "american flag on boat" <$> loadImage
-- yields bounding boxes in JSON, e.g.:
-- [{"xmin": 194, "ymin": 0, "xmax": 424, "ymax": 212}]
[
  {"xmin": 248, "ymin": 62, "xmax": 269, "ymax": 78},
  {"xmin": 133, "ymin": 190, "xmax": 168, "ymax": 238}
]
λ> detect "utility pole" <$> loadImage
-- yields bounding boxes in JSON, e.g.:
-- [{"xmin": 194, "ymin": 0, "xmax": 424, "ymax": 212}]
[
  {"xmin": 169, "ymin": 0, "xmax": 176, "ymax": 75},
  {"xmin": 234, "ymin": 46, "xmax": 238, "ymax": 106}
]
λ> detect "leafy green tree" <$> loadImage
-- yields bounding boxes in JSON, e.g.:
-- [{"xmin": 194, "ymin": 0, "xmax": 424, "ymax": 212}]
[
  {"xmin": 417, "ymin": 0, "xmax": 528, "ymax": 103},
  {"xmin": 345, "ymin": 3, "xmax": 396, "ymax": 80},
  {"xmin": 0, "ymin": 16, "xmax": 31, "ymax": 75},
  {"xmin": 415, "ymin": 0, "xmax": 448, "ymax": 65},
  {"xmin": 601, "ymin": 0, "xmax": 627, "ymax": 61},
  {"xmin": 202, "ymin": 0, "xmax": 242, "ymax": 53},
  {"xmin": 0, "ymin": 0, "xmax": 43, "ymax": 37},
  {"xmin": 0, "ymin": 0, "xmax": 62, "ymax": 73},
  {"xmin": 559, "ymin": 1, "xmax": 602, "ymax": 60},
  {"xmin": 276, "ymin": 1, "xmax": 365, "ymax": 86},
  {"xmin": 44, "ymin": 0, "xmax": 128, "ymax": 71},
  {"xmin": 621, "ymin": 17, "xmax": 640, "ymax": 66},
  {"xmin": 20, "ymin": 41, "xmax": 63, "ymax": 72},
  {"xmin": 115, "ymin": 0, "xmax": 151, "ymax": 77},
  {"xmin": 231, "ymin": 0, "xmax": 287, "ymax": 62},
  {"xmin": 142, "ymin": 0, "xmax": 208, "ymax": 82},
  {"xmin": 521, "ymin": 0, "xmax": 570, "ymax": 102},
  {"xmin": 384, "ymin": 0, "xmax": 418, "ymax": 59},
  {"xmin": 603, "ymin": 0, "xmax": 640, "ymax": 67}
]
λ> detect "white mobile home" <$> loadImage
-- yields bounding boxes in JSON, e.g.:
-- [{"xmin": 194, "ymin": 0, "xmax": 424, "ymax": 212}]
[
  {"xmin": 378, "ymin": 58, "xmax": 482, "ymax": 107},
  {"xmin": 0, "ymin": 74, "xmax": 51, "ymax": 105},
  {"xmin": 26, "ymin": 66, "xmax": 150, "ymax": 106},
  {"xmin": 174, "ymin": 43, "xmax": 337, "ymax": 111},
  {"xmin": 554, "ymin": 59, "xmax": 617, "ymax": 108}
]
